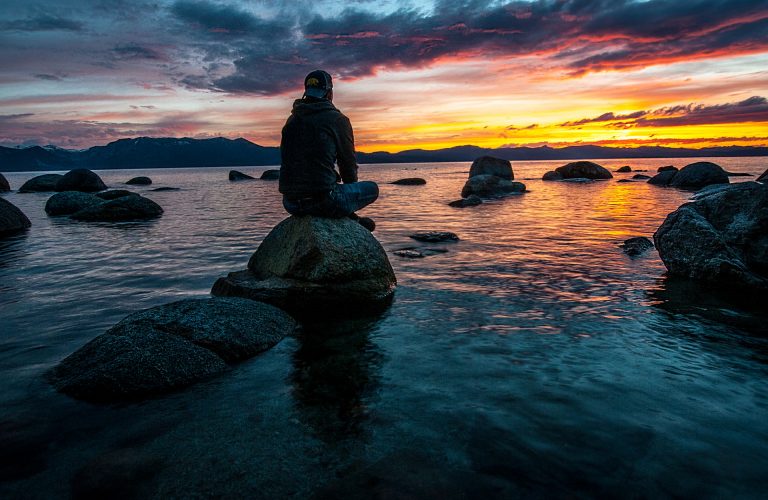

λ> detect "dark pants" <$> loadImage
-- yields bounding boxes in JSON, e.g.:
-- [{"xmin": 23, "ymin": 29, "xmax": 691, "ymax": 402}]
[{"xmin": 283, "ymin": 181, "xmax": 379, "ymax": 217}]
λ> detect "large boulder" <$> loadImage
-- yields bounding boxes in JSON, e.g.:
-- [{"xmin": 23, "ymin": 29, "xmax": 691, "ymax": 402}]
[
  {"xmin": 461, "ymin": 175, "xmax": 525, "ymax": 198},
  {"xmin": 616, "ymin": 166, "xmax": 632, "ymax": 173},
  {"xmin": 648, "ymin": 169, "xmax": 678, "ymax": 186},
  {"xmin": 126, "ymin": 176, "xmax": 152, "ymax": 185},
  {"xmin": 654, "ymin": 182, "xmax": 768, "ymax": 291},
  {"xmin": 669, "ymin": 161, "xmax": 729, "ymax": 190},
  {"xmin": 469, "ymin": 156, "xmax": 513, "ymax": 180},
  {"xmin": 212, "ymin": 216, "xmax": 397, "ymax": 315},
  {"xmin": 18, "ymin": 174, "xmax": 63, "ymax": 193},
  {"xmin": 555, "ymin": 161, "xmax": 613, "ymax": 180},
  {"xmin": 46, "ymin": 297, "xmax": 296, "ymax": 402},
  {"xmin": 45, "ymin": 191, "xmax": 103, "ymax": 216},
  {"xmin": 0, "ymin": 198, "xmax": 31, "ymax": 236},
  {"xmin": 0, "ymin": 173, "xmax": 9, "ymax": 192},
  {"xmin": 71, "ymin": 194, "xmax": 162, "ymax": 221},
  {"xmin": 56, "ymin": 169, "xmax": 107, "ymax": 192}
]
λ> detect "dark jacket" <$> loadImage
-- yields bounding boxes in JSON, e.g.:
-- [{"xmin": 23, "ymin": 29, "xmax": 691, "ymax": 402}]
[{"xmin": 279, "ymin": 98, "xmax": 358, "ymax": 197}]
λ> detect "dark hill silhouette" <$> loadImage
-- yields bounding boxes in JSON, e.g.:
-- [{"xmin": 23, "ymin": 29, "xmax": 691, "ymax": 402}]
[{"xmin": 0, "ymin": 137, "xmax": 765, "ymax": 172}]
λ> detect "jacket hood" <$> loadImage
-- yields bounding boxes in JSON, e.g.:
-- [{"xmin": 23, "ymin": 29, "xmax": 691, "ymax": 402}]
[{"xmin": 291, "ymin": 98, "xmax": 340, "ymax": 116}]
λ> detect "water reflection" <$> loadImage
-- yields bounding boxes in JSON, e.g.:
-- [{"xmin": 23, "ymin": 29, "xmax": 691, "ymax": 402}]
[{"xmin": 290, "ymin": 316, "xmax": 385, "ymax": 442}]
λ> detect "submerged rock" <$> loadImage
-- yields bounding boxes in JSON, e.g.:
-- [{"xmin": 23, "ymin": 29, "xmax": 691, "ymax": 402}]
[
  {"xmin": 461, "ymin": 175, "xmax": 525, "ymax": 198},
  {"xmin": 0, "ymin": 173, "xmax": 9, "ymax": 192},
  {"xmin": 56, "ymin": 169, "xmax": 107, "ymax": 193},
  {"xmin": 654, "ymin": 182, "xmax": 768, "ymax": 291},
  {"xmin": 633, "ymin": 174, "xmax": 651, "ymax": 180},
  {"xmin": 46, "ymin": 297, "xmax": 296, "ymax": 402},
  {"xmin": 0, "ymin": 198, "xmax": 31, "ymax": 236},
  {"xmin": 542, "ymin": 170, "xmax": 564, "ymax": 181},
  {"xmin": 648, "ymin": 169, "xmax": 678, "ymax": 186},
  {"xmin": 620, "ymin": 236, "xmax": 654, "ymax": 256},
  {"xmin": 71, "ymin": 194, "xmax": 162, "ymax": 221},
  {"xmin": 449, "ymin": 195, "xmax": 483, "ymax": 208},
  {"xmin": 391, "ymin": 178, "xmax": 426, "ymax": 185},
  {"xmin": 212, "ymin": 216, "xmax": 397, "ymax": 314},
  {"xmin": 150, "ymin": 187, "xmax": 180, "ymax": 192},
  {"xmin": 658, "ymin": 165, "xmax": 677, "ymax": 172},
  {"xmin": 126, "ymin": 176, "xmax": 152, "ymax": 185},
  {"xmin": 669, "ymin": 161, "xmax": 729, "ymax": 190},
  {"xmin": 18, "ymin": 174, "xmax": 64, "ymax": 193},
  {"xmin": 229, "ymin": 170, "xmax": 254, "ymax": 181},
  {"xmin": 616, "ymin": 166, "xmax": 632, "ymax": 173},
  {"xmin": 45, "ymin": 191, "xmax": 103, "ymax": 216},
  {"xmin": 260, "ymin": 169, "xmax": 280, "ymax": 180},
  {"xmin": 469, "ymin": 156, "xmax": 513, "ymax": 180},
  {"xmin": 555, "ymin": 161, "xmax": 613, "ymax": 180},
  {"xmin": 409, "ymin": 231, "xmax": 459, "ymax": 243},
  {"xmin": 394, "ymin": 249, "xmax": 424, "ymax": 258}
]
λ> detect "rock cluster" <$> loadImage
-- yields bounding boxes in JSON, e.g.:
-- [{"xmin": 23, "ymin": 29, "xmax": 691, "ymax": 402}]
[
  {"xmin": 453, "ymin": 156, "xmax": 525, "ymax": 205},
  {"xmin": 654, "ymin": 182, "xmax": 768, "ymax": 291},
  {"xmin": 648, "ymin": 161, "xmax": 729, "ymax": 189},
  {"xmin": 0, "ymin": 198, "xmax": 31, "ymax": 236},
  {"xmin": 47, "ymin": 298, "xmax": 296, "ymax": 402},
  {"xmin": 46, "ymin": 191, "xmax": 162, "ymax": 221},
  {"xmin": 212, "ymin": 216, "xmax": 397, "ymax": 315}
]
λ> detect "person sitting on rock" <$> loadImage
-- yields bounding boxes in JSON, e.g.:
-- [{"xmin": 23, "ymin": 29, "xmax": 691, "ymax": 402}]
[{"xmin": 279, "ymin": 69, "xmax": 378, "ymax": 231}]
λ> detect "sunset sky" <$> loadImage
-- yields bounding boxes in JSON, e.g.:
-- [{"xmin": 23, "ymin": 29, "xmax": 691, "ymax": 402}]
[{"xmin": 1, "ymin": 0, "xmax": 767, "ymax": 152}]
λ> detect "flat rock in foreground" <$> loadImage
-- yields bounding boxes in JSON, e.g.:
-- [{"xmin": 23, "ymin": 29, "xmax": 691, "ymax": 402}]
[
  {"xmin": 212, "ymin": 216, "xmax": 396, "ymax": 314},
  {"xmin": 46, "ymin": 297, "xmax": 296, "ymax": 402},
  {"xmin": 654, "ymin": 182, "xmax": 768, "ymax": 291}
]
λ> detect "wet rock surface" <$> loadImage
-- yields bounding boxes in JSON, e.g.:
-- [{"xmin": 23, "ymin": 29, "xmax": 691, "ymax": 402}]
[
  {"xmin": 555, "ymin": 161, "xmax": 613, "ymax": 180},
  {"xmin": 469, "ymin": 156, "xmax": 513, "ymax": 180},
  {"xmin": 461, "ymin": 175, "xmax": 525, "ymax": 198},
  {"xmin": 391, "ymin": 178, "xmax": 426, "ymax": 185},
  {"xmin": 449, "ymin": 195, "xmax": 483, "ymax": 207},
  {"xmin": 669, "ymin": 161, "xmax": 729, "ymax": 190},
  {"xmin": 71, "ymin": 194, "xmax": 162, "ymax": 221},
  {"xmin": 0, "ymin": 198, "xmax": 31, "ymax": 236},
  {"xmin": 229, "ymin": 170, "xmax": 254, "ymax": 181},
  {"xmin": 46, "ymin": 297, "xmax": 296, "ymax": 402},
  {"xmin": 654, "ymin": 182, "xmax": 768, "ymax": 291},
  {"xmin": 18, "ymin": 174, "xmax": 64, "ymax": 193},
  {"xmin": 56, "ymin": 169, "xmax": 107, "ymax": 192},
  {"xmin": 409, "ymin": 231, "xmax": 459, "ymax": 243},
  {"xmin": 212, "ymin": 216, "xmax": 397, "ymax": 315},
  {"xmin": 260, "ymin": 169, "xmax": 280, "ymax": 180},
  {"xmin": 126, "ymin": 176, "xmax": 152, "ymax": 185},
  {"xmin": 45, "ymin": 191, "xmax": 103, "ymax": 216},
  {"xmin": 620, "ymin": 237, "xmax": 654, "ymax": 256}
]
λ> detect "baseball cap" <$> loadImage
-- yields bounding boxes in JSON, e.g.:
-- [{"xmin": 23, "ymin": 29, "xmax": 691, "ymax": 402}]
[{"xmin": 304, "ymin": 69, "xmax": 333, "ymax": 98}]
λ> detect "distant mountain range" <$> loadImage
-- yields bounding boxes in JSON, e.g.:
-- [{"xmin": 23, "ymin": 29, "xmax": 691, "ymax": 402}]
[{"xmin": 1, "ymin": 136, "xmax": 766, "ymax": 172}]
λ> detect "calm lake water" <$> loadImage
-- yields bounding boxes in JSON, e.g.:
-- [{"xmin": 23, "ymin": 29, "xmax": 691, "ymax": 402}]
[{"xmin": 1, "ymin": 158, "xmax": 767, "ymax": 498}]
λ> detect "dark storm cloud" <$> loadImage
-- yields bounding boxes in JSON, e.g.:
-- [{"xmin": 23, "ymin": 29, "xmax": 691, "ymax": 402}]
[
  {"xmin": 560, "ymin": 96, "xmax": 768, "ymax": 128},
  {"xmin": 186, "ymin": 0, "xmax": 768, "ymax": 94},
  {"xmin": 1, "ymin": 14, "xmax": 84, "ymax": 32},
  {"xmin": 171, "ymin": 0, "xmax": 292, "ymax": 38}
]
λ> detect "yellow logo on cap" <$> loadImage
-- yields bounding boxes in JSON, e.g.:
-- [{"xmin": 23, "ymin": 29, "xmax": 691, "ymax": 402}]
[{"xmin": 307, "ymin": 77, "xmax": 320, "ymax": 86}]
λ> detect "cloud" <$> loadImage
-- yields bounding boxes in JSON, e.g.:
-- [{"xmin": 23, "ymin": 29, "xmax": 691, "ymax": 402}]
[
  {"xmin": 560, "ymin": 96, "xmax": 768, "ymax": 128},
  {"xmin": 1, "ymin": 14, "xmax": 84, "ymax": 32},
  {"xmin": 506, "ymin": 123, "xmax": 538, "ymax": 131},
  {"xmin": 0, "ymin": 113, "xmax": 35, "ymax": 121},
  {"xmin": 34, "ymin": 73, "xmax": 63, "ymax": 81},
  {"xmin": 111, "ymin": 44, "xmax": 165, "ymax": 61},
  {"xmin": 170, "ymin": 0, "xmax": 291, "ymax": 38}
]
